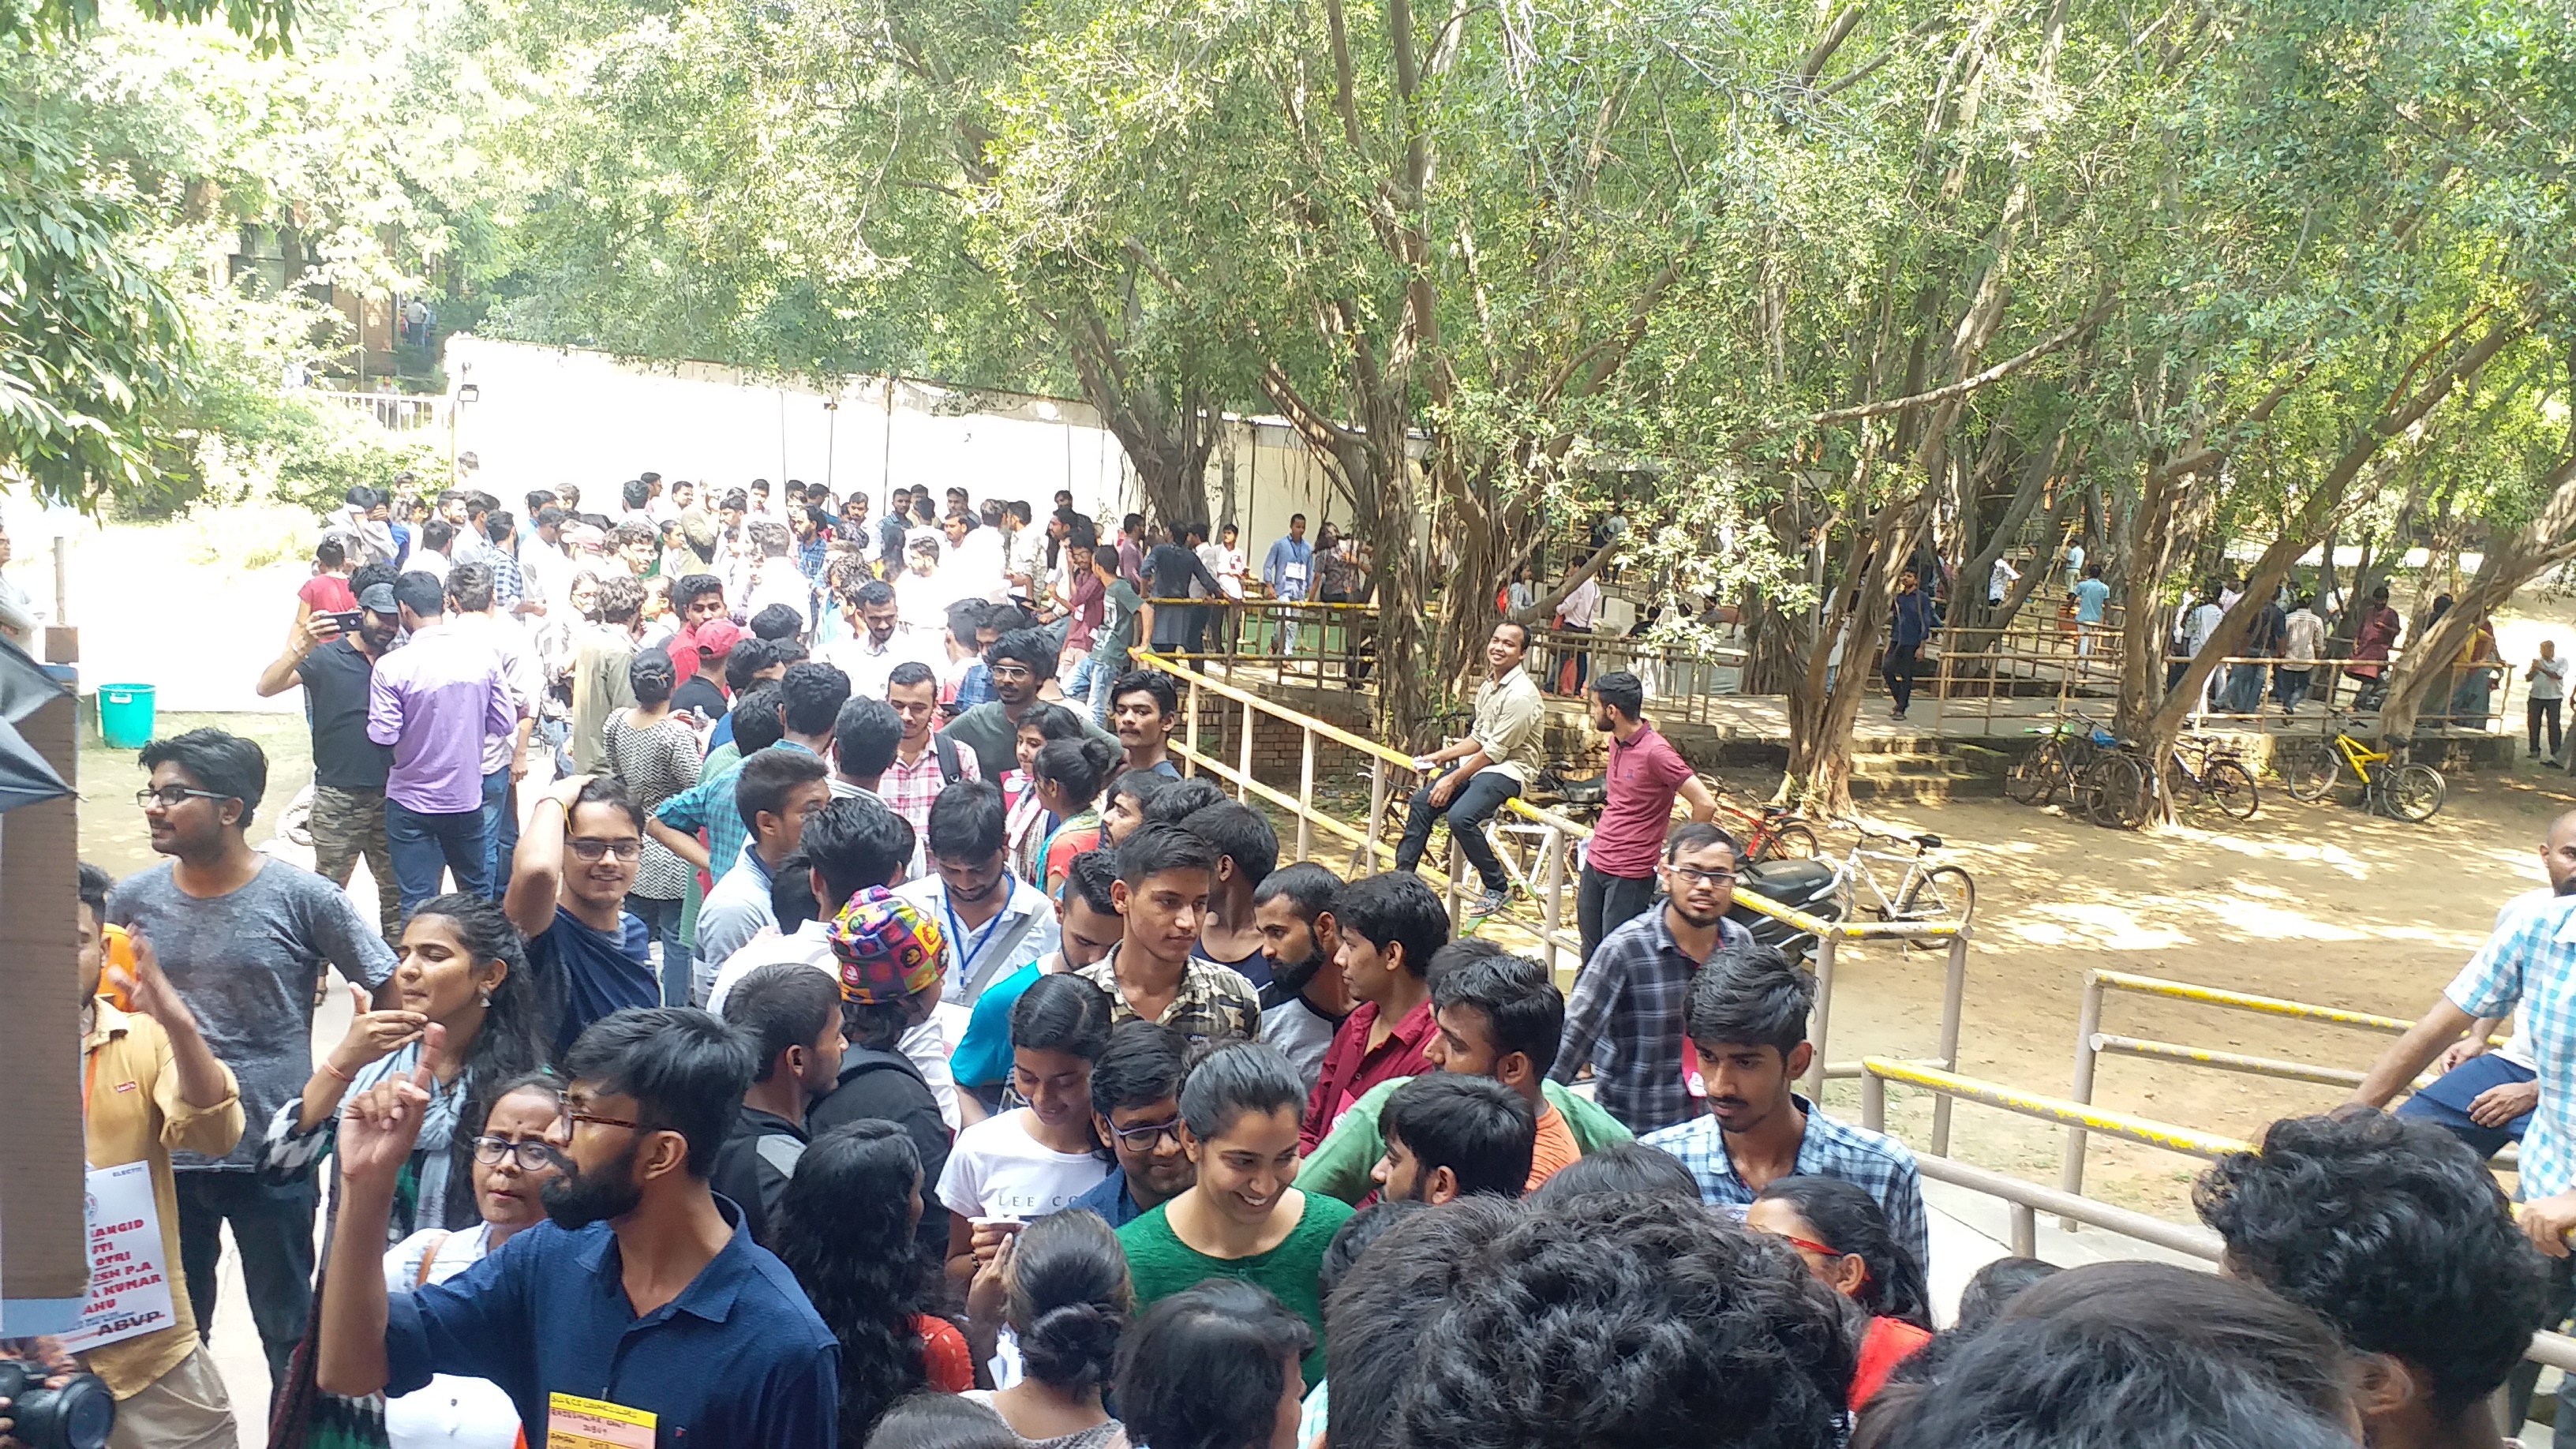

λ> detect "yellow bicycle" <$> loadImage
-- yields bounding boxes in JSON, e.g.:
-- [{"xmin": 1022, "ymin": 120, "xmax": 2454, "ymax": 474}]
[{"xmin": 2282, "ymin": 714, "xmax": 2445, "ymax": 822}]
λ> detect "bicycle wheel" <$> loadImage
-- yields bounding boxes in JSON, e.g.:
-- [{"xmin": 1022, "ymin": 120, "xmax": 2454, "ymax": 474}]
[
  {"xmin": 2283, "ymin": 742, "xmax": 2342, "ymax": 801},
  {"xmin": 2199, "ymin": 758, "xmax": 2261, "ymax": 821},
  {"xmin": 1757, "ymin": 822, "xmax": 1820, "ymax": 862},
  {"xmin": 2381, "ymin": 762, "xmax": 2446, "ymax": 822},
  {"xmin": 1896, "ymin": 863, "xmax": 1977, "ymax": 931},
  {"xmin": 2005, "ymin": 740, "xmax": 2065, "ymax": 806},
  {"xmin": 2084, "ymin": 754, "xmax": 2151, "ymax": 830}
]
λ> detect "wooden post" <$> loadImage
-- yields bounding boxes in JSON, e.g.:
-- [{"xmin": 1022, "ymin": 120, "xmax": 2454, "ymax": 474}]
[
  {"xmin": 1183, "ymin": 676, "xmax": 1200, "ymax": 777},
  {"xmin": 1297, "ymin": 732, "xmax": 1316, "ymax": 863},
  {"xmin": 0, "ymin": 687, "xmax": 84, "ymax": 1329},
  {"xmin": 1237, "ymin": 697, "xmax": 1255, "ymax": 802}
]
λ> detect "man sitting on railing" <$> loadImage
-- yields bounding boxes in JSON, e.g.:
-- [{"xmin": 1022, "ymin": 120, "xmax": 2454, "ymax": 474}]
[
  {"xmin": 1394, "ymin": 621, "xmax": 1545, "ymax": 927},
  {"xmin": 1635, "ymin": 942, "xmax": 1926, "ymax": 1267},
  {"xmin": 2197, "ymin": 1110, "xmax": 2553, "ymax": 1449}
]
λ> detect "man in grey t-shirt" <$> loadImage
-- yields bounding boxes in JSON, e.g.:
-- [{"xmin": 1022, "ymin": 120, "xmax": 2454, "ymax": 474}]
[{"xmin": 107, "ymin": 728, "xmax": 397, "ymax": 1394}]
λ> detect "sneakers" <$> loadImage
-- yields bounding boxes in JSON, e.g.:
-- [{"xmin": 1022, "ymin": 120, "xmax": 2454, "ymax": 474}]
[{"xmin": 1463, "ymin": 885, "xmax": 1511, "ymax": 928}]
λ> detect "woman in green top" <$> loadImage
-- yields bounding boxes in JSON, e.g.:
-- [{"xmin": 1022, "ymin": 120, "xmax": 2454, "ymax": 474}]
[{"xmin": 1115, "ymin": 1042, "xmax": 1354, "ymax": 1386}]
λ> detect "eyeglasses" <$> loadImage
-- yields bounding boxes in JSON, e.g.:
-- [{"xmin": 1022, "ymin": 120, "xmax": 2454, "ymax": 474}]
[
  {"xmin": 567, "ymin": 838, "xmax": 644, "ymax": 863},
  {"xmin": 1110, "ymin": 1118, "xmax": 1185, "ymax": 1150},
  {"xmin": 471, "ymin": 1136, "xmax": 566, "ymax": 1170},
  {"xmin": 564, "ymin": 1108, "xmax": 640, "ymax": 1133},
  {"xmin": 1671, "ymin": 866, "xmax": 1736, "ymax": 887},
  {"xmin": 1773, "ymin": 1232, "xmax": 1842, "ymax": 1259},
  {"xmin": 137, "ymin": 787, "xmax": 230, "ymax": 810},
  {"xmin": 990, "ymin": 664, "xmax": 1035, "ymax": 681}
]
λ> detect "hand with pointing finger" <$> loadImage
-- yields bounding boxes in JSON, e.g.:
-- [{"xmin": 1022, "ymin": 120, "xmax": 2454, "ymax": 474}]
[
  {"xmin": 329, "ymin": 982, "xmax": 427, "ymax": 1080},
  {"xmin": 339, "ymin": 1022, "xmax": 442, "ymax": 1191}
]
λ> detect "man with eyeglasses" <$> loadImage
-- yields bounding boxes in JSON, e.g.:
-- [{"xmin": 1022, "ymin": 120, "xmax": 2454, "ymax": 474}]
[
  {"xmin": 1065, "ymin": 1020, "xmax": 1194, "ymax": 1228},
  {"xmin": 1548, "ymin": 822, "xmax": 1752, "ymax": 1136},
  {"xmin": 315, "ymin": 1008, "xmax": 841, "ymax": 1446},
  {"xmin": 107, "ymin": 727, "xmax": 396, "ymax": 1395},
  {"xmin": 506, "ymin": 774, "xmax": 657, "ymax": 1057},
  {"xmin": 937, "ymin": 626, "xmax": 1114, "ymax": 777}
]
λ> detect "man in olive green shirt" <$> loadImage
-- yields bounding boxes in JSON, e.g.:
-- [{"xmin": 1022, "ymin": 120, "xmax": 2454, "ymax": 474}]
[
  {"xmin": 1393, "ymin": 622, "xmax": 1546, "ymax": 923},
  {"xmin": 1299, "ymin": 945, "xmax": 1627, "ymax": 1200}
]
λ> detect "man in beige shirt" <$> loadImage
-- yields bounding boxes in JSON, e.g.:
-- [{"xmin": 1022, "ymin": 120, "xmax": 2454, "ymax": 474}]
[
  {"xmin": 1395, "ymin": 621, "xmax": 1547, "ymax": 923},
  {"xmin": 73, "ymin": 861, "xmax": 247, "ymax": 1448}
]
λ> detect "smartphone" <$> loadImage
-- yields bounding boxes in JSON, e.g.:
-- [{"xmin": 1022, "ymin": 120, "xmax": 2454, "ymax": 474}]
[{"xmin": 320, "ymin": 610, "xmax": 365, "ymax": 634}]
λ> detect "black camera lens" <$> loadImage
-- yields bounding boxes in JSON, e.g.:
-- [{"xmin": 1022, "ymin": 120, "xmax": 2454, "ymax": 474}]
[{"xmin": 0, "ymin": 1359, "xmax": 116, "ymax": 1449}]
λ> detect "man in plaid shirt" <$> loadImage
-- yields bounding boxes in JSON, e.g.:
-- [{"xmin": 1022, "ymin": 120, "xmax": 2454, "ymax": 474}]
[
  {"xmin": 1550, "ymin": 822, "xmax": 1750, "ymax": 1135},
  {"xmin": 1640, "ymin": 942, "xmax": 1926, "ymax": 1266},
  {"xmin": 882, "ymin": 661, "xmax": 979, "ymax": 865}
]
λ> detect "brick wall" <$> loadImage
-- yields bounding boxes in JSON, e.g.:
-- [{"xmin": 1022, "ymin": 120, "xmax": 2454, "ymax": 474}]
[{"xmin": 1171, "ymin": 681, "xmax": 1376, "ymax": 790}]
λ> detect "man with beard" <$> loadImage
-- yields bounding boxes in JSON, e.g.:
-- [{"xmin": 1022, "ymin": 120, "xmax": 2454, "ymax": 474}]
[
  {"xmin": 818, "ymin": 577, "xmax": 931, "ymax": 700},
  {"xmin": 1250, "ymin": 863, "xmax": 1353, "ymax": 1093},
  {"xmin": 313, "ymin": 1008, "xmax": 840, "ymax": 1446},
  {"xmin": 1638, "ymin": 942, "xmax": 1926, "ymax": 1266},
  {"xmin": 1549, "ymin": 822, "xmax": 1751, "ymax": 1136},
  {"xmin": 892, "ymin": 780, "xmax": 1059, "ymax": 1013},
  {"xmin": 938, "ymin": 626, "xmax": 1114, "ymax": 769},
  {"xmin": 1065, "ymin": 1020, "xmax": 1196, "ymax": 1227},
  {"xmin": 1577, "ymin": 669, "xmax": 1720, "ymax": 966},
  {"xmin": 256, "ymin": 575, "xmax": 403, "ymax": 939}
]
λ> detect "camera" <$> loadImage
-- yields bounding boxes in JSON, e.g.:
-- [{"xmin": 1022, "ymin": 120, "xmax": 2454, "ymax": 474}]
[{"xmin": 0, "ymin": 1356, "xmax": 114, "ymax": 1449}]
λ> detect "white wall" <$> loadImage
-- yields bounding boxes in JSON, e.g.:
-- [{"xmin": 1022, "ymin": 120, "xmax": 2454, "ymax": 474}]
[{"xmin": 442, "ymin": 336, "xmax": 1349, "ymax": 551}]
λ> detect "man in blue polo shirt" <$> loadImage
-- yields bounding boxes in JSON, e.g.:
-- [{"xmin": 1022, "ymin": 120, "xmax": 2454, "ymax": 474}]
[{"xmin": 314, "ymin": 1008, "xmax": 839, "ymax": 1447}]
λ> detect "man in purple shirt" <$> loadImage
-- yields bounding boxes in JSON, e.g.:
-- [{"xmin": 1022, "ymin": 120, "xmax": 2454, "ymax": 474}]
[{"xmin": 369, "ymin": 571, "xmax": 515, "ymax": 915}]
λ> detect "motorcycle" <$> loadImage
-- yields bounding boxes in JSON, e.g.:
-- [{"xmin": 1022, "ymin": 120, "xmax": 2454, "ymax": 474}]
[{"xmin": 1728, "ymin": 856, "xmax": 1847, "ymax": 964}]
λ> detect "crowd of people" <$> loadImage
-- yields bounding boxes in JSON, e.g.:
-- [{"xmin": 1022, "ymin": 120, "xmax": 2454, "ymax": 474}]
[{"xmin": 11, "ymin": 470, "xmax": 2574, "ymax": 1449}]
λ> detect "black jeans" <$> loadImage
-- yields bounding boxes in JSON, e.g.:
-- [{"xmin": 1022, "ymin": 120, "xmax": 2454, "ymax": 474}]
[
  {"xmin": 174, "ymin": 1170, "xmax": 318, "ymax": 1396},
  {"xmin": 2532, "ymin": 697, "xmax": 2563, "ymax": 757},
  {"xmin": 1395, "ymin": 766, "xmax": 1522, "ymax": 894},
  {"xmin": 1578, "ymin": 864, "xmax": 1660, "ymax": 970},
  {"xmin": 1882, "ymin": 642, "xmax": 1922, "ymax": 713},
  {"xmin": 2507, "ymin": 1255, "xmax": 2576, "ymax": 1429}
]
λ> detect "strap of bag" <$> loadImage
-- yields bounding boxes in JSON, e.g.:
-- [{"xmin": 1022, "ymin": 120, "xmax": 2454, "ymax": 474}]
[{"xmin": 413, "ymin": 1231, "xmax": 451, "ymax": 1288}]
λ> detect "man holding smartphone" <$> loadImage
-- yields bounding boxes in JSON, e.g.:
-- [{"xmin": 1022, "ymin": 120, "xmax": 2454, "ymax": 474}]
[{"xmin": 256, "ymin": 576, "xmax": 402, "ymax": 940}]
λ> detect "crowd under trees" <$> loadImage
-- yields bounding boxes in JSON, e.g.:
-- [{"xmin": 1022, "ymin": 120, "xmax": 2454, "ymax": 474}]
[{"xmin": 7, "ymin": 0, "xmax": 2576, "ymax": 812}]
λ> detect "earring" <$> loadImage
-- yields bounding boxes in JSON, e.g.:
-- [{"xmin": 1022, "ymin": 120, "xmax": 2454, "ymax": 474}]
[{"xmin": 478, "ymin": 989, "xmax": 492, "ymax": 1008}]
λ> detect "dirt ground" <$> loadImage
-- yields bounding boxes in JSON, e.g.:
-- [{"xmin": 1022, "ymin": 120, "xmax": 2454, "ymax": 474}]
[{"xmin": 1756, "ymin": 761, "xmax": 2574, "ymax": 1219}]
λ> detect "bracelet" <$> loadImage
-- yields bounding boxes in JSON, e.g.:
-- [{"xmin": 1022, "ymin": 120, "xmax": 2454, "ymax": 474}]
[{"xmin": 320, "ymin": 1059, "xmax": 354, "ymax": 1084}]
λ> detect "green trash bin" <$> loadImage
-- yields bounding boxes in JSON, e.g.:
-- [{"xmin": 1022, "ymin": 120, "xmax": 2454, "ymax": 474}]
[{"xmin": 98, "ymin": 684, "xmax": 158, "ymax": 749}]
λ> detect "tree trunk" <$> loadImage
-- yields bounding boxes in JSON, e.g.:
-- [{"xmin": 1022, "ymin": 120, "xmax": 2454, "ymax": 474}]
[{"xmin": 2377, "ymin": 450, "xmax": 2576, "ymax": 739}]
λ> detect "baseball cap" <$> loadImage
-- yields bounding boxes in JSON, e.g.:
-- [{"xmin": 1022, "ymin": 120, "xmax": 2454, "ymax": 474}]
[
  {"xmin": 357, "ymin": 583, "xmax": 398, "ymax": 614},
  {"xmin": 692, "ymin": 620, "xmax": 744, "ymax": 657}
]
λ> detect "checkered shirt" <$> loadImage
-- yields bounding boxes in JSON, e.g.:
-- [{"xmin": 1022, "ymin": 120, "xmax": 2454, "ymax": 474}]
[
  {"xmin": 881, "ymin": 739, "xmax": 981, "ymax": 844},
  {"xmin": 1550, "ymin": 904, "xmax": 1752, "ymax": 1136},
  {"xmin": 2446, "ymin": 891, "xmax": 2576, "ymax": 1196},
  {"xmin": 1639, "ymin": 1100, "xmax": 1928, "ymax": 1267}
]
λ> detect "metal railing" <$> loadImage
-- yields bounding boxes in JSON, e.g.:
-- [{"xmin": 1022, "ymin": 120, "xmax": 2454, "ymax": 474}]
[
  {"xmin": 308, "ymin": 388, "xmax": 443, "ymax": 431},
  {"xmin": 1858, "ymin": 1058, "xmax": 2576, "ymax": 1380},
  {"xmin": 1143, "ymin": 597, "xmax": 1380, "ymax": 689},
  {"xmin": 2061, "ymin": 969, "xmax": 2518, "ymax": 1212},
  {"xmin": 1522, "ymin": 628, "xmax": 1750, "ymax": 721}
]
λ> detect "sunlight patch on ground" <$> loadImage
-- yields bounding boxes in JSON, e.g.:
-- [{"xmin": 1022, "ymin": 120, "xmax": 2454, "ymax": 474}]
[{"xmin": 2004, "ymin": 902, "xmax": 2192, "ymax": 950}]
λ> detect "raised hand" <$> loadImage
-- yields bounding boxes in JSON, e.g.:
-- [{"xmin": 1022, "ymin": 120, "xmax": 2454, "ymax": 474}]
[
  {"xmin": 329, "ymin": 982, "xmax": 427, "ymax": 1077},
  {"xmin": 339, "ymin": 1022, "xmax": 441, "ymax": 1189},
  {"xmin": 108, "ymin": 934, "xmax": 195, "ymax": 1032}
]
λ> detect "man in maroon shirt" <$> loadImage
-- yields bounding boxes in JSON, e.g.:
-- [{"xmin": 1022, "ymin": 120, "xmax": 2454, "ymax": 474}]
[
  {"xmin": 1300, "ymin": 871, "xmax": 1451, "ymax": 1151},
  {"xmin": 1579, "ymin": 670, "xmax": 1720, "ymax": 967}
]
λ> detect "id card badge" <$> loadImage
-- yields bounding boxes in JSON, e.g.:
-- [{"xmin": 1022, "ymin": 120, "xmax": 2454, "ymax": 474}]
[{"xmin": 547, "ymin": 1393, "xmax": 657, "ymax": 1449}]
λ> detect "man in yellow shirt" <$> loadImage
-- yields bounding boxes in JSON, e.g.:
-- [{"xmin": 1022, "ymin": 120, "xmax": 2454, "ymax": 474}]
[{"xmin": 74, "ymin": 861, "xmax": 247, "ymax": 1448}]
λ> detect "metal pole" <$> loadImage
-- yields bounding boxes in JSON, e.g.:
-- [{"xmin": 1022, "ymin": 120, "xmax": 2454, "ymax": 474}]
[
  {"xmin": 2010, "ymin": 1203, "xmax": 2039, "ymax": 1258},
  {"xmin": 1445, "ymin": 836, "xmax": 1465, "ymax": 932},
  {"xmin": 1860, "ymin": 1069, "xmax": 1885, "ymax": 1133},
  {"xmin": 1237, "ymin": 696, "xmax": 1255, "ymax": 803},
  {"xmin": 1297, "ymin": 732, "xmax": 1316, "ymax": 864},
  {"xmin": 1537, "ymin": 826, "xmax": 1564, "ymax": 979},
  {"xmin": 1359, "ymin": 755, "xmax": 1387, "ymax": 874},
  {"xmin": 1932, "ymin": 930, "xmax": 1968, "ymax": 1157},
  {"xmin": 1184, "ymin": 677, "xmax": 1201, "ymax": 778},
  {"xmin": 1805, "ymin": 937, "xmax": 1838, "ymax": 1102},
  {"xmin": 2060, "ymin": 972, "xmax": 2106, "ymax": 1228}
]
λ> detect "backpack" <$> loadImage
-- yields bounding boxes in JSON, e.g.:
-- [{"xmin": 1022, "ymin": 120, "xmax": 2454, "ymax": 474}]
[{"xmin": 933, "ymin": 732, "xmax": 964, "ymax": 785}]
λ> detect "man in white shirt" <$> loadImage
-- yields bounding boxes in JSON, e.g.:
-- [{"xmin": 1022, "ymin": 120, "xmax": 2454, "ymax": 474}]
[
  {"xmin": 2275, "ymin": 594, "xmax": 2327, "ymax": 713},
  {"xmin": 1554, "ymin": 571, "xmax": 1603, "ymax": 695},
  {"xmin": 2532, "ymin": 640, "xmax": 2570, "ymax": 762},
  {"xmin": 891, "ymin": 779, "xmax": 1060, "ymax": 1013},
  {"xmin": 819, "ymin": 578, "xmax": 932, "ymax": 699},
  {"xmin": 1396, "ymin": 622, "xmax": 1548, "ymax": 923},
  {"xmin": 2185, "ymin": 582, "xmax": 2226, "ymax": 713},
  {"xmin": 1988, "ymin": 555, "xmax": 2020, "ymax": 607},
  {"xmin": 1001, "ymin": 501, "xmax": 1049, "ymax": 608},
  {"xmin": 740, "ymin": 520, "xmax": 813, "ymax": 635},
  {"xmin": 942, "ymin": 511, "xmax": 1010, "ymax": 605}
]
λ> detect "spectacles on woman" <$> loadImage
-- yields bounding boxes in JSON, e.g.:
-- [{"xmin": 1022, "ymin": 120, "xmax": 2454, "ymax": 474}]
[{"xmin": 470, "ymin": 1136, "xmax": 566, "ymax": 1170}]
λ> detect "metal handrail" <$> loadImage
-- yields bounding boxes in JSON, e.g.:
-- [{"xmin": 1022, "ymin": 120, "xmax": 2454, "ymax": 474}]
[{"xmin": 1863, "ymin": 1058, "xmax": 2251, "ymax": 1159}]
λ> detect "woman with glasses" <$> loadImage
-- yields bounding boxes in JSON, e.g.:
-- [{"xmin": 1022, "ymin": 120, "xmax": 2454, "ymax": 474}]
[
  {"xmin": 261, "ymin": 892, "xmax": 551, "ymax": 1447},
  {"xmin": 601, "ymin": 650, "xmax": 703, "ymax": 1005},
  {"xmin": 1747, "ymin": 1174, "xmax": 1933, "ymax": 1409},
  {"xmin": 380, "ymin": 1073, "xmax": 564, "ymax": 1449}
]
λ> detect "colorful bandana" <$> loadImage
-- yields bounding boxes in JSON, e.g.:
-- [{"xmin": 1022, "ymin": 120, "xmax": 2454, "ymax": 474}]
[{"xmin": 829, "ymin": 887, "xmax": 946, "ymax": 1004}]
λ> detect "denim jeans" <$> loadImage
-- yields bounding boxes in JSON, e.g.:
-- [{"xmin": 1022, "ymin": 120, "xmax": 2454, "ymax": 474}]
[
  {"xmin": 480, "ymin": 767, "xmax": 519, "ymax": 901},
  {"xmin": 1578, "ymin": 864, "xmax": 1660, "ymax": 971},
  {"xmin": 2271, "ymin": 667, "xmax": 2312, "ymax": 713},
  {"xmin": 174, "ymin": 1171, "xmax": 316, "ymax": 1398},
  {"xmin": 1881, "ymin": 642, "xmax": 1921, "ymax": 714},
  {"xmin": 1394, "ymin": 766, "xmax": 1522, "ymax": 894},
  {"xmin": 627, "ymin": 892, "xmax": 691, "ymax": 1005},
  {"xmin": 385, "ymin": 797, "xmax": 493, "ymax": 918},
  {"xmin": 1084, "ymin": 653, "xmax": 1128, "ymax": 725},
  {"xmin": 2222, "ymin": 661, "xmax": 2267, "ymax": 714}
]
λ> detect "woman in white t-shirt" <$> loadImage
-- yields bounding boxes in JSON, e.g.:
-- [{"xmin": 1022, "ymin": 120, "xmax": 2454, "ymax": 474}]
[
  {"xmin": 939, "ymin": 974, "xmax": 1114, "ymax": 1285},
  {"xmin": 380, "ymin": 1074, "xmax": 565, "ymax": 1449}
]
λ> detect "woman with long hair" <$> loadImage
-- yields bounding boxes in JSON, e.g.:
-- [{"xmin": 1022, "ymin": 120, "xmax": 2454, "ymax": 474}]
[
  {"xmin": 963, "ymin": 1210, "xmax": 1130, "ymax": 1447},
  {"xmin": 1032, "ymin": 737, "xmax": 1120, "ymax": 896},
  {"xmin": 940, "ymin": 974, "xmax": 1114, "ymax": 1282},
  {"xmin": 1005, "ymin": 703, "xmax": 1089, "ymax": 884},
  {"xmin": 1749, "ymin": 1174, "xmax": 1934, "ymax": 1407},
  {"xmin": 601, "ymin": 649, "xmax": 702, "ymax": 1005},
  {"xmin": 262, "ymin": 893, "xmax": 551, "ymax": 1445},
  {"xmin": 773, "ymin": 1121, "xmax": 975, "ymax": 1447}
]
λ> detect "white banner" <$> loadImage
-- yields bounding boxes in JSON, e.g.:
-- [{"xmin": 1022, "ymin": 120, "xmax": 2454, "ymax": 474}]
[{"xmin": 61, "ymin": 1161, "xmax": 176, "ymax": 1353}]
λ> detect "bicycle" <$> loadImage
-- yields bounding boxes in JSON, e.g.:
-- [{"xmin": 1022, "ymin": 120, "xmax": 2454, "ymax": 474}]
[
  {"xmin": 2082, "ymin": 733, "xmax": 2262, "ymax": 829},
  {"xmin": 1707, "ymin": 783, "xmax": 1821, "ymax": 862},
  {"xmin": 1823, "ymin": 818, "xmax": 1977, "ymax": 932},
  {"xmin": 2006, "ymin": 710, "xmax": 2117, "ymax": 809},
  {"xmin": 2162, "ymin": 735, "xmax": 2260, "ymax": 821},
  {"xmin": 2282, "ymin": 714, "xmax": 2445, "ymax": 822}
]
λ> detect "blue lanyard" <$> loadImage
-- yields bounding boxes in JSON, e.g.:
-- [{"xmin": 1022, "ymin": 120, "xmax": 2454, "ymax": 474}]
[{"xmin": 943, "ymin": 891, "xmax": 1006, "ymax": 986}]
